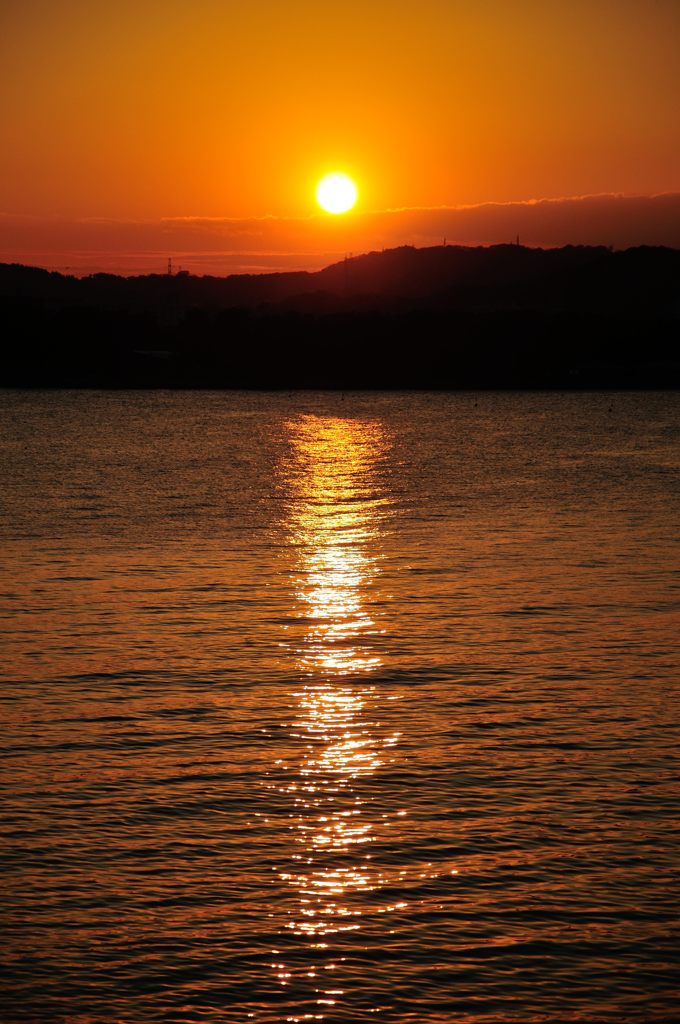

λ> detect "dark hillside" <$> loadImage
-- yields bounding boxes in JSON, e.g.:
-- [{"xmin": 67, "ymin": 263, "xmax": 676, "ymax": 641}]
[{"xmin": 1, "ymin": 245, "xmax": 678, "ymax": 387}]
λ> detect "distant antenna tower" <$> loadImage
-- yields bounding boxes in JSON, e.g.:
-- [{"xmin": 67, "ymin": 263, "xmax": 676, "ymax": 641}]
[
  {"xmin": 167, "ymin": 257, "xmax": 173, "ymax": 276},
  {"xmin": 516, "ymin": 234, "xmax": 520, "ymax": 246},
  {"xmin": 344, "ymin": 253, "xmax": 353, "ymax": 293}
]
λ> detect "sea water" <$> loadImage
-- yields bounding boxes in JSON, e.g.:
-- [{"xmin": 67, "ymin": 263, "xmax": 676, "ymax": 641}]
[{"xmin": 1, "ymin": 390, "xmax": 678, "ymax": 1022}]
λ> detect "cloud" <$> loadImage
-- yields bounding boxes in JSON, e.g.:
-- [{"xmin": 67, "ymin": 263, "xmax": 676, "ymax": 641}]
[{"xmin": 1, "ymin": 193, "xmax": 679, "ymax": 276}]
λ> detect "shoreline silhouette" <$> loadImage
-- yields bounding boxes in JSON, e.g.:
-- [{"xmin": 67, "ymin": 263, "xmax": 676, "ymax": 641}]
[{"xmin": 1, "ymin": 243, "xmax": 678, "ymax": 388}]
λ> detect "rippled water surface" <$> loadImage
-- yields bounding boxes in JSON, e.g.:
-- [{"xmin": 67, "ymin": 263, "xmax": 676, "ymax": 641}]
[{"xmin": 1, "ymin": 390, "xmax": 679, "ymax": 1023}]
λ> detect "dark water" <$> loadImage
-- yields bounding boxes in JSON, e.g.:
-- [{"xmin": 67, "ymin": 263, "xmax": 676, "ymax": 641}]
[{"xmin": 1, "ymin": 390, "xmax": 679, "ymax": 1023}]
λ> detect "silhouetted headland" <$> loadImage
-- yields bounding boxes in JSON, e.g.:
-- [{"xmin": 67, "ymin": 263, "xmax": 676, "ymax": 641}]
[{"xmin": 1, "ymin": 244, "xmax": 678, "ymax": 387}]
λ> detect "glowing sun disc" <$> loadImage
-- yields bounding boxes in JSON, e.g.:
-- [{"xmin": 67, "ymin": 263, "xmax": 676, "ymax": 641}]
[{"xmin": 316, "ymin": 173, "xmax": 357, "ymax": 214}]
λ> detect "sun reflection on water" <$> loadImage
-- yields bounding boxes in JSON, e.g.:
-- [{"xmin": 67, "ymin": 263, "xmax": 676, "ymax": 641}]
[
  {"xmin": 270, "ymin": 414, "xmax": 401, "ymax": 1014},
  {"xmin": 285, "ymin": 415, "xmax": 389, "ymax": 678}
]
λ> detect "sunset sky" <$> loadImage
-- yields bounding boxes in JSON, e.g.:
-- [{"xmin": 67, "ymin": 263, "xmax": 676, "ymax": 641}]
[{"xmin": 2, "ymin": 0, "xmax": 679, "ymax": 273}]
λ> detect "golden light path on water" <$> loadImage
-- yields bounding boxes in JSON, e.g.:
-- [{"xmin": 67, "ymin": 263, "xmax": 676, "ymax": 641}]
[{"xmin": 268, "ymin": 415, "xmax": 413, "ymax": 1019}]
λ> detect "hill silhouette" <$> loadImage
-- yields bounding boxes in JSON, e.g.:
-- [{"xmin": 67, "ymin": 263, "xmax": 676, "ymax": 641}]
[{"xmin": 1, "ymin": 244, "xmax": 678, "ymax": 387}]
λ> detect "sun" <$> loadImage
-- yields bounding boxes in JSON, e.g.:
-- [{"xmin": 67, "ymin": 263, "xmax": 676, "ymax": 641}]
[{"xmin": 316, "ymin": 173, "xmax": 357, "ymax": 214}]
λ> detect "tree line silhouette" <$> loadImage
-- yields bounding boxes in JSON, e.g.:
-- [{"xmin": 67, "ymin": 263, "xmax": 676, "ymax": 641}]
[{"xmin": 1, "ymin": 244, "xmax": 678, "ymax": 387}]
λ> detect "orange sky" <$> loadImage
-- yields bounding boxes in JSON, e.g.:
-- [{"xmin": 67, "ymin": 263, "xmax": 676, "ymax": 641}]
[{"xmin": 1, "ymin": 0, "xmax": 679, "ymax": 270}]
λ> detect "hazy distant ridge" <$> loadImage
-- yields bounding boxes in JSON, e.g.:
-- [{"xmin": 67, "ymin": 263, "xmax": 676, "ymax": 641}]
[
  {"xmin": 1, "ymin": 244, "xmax": 678, "ymax": 388},
  {"xmin": 2, "ymin": 242, "xmax": 679, "ymax": 312}
]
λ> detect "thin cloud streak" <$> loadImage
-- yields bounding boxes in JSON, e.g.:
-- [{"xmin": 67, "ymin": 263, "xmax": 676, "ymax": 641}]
[{"xmin": 1, "ymin": 193, "xmax": 678, "ymax": 276}]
